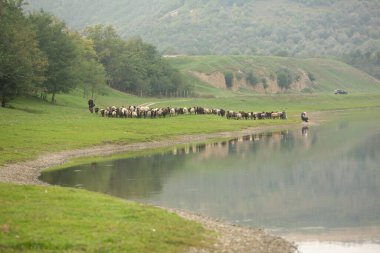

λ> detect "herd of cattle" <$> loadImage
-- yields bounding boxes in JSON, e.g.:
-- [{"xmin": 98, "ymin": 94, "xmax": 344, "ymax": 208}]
[{"xmin": 92, "ymin": 105, "xmax": 287, "ymax": 120}]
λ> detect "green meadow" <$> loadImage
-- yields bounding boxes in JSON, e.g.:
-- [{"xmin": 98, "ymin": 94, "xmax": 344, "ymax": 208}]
[
  {"xmin": 1, "ymin": 90, "xmax": 379, "ymax": 252},
  {"xmin": 0, "ymin": 183, "xmax": 212, "ymax": 253},
  {"xmin": 2, "ymin": 88, "xmax": 380, "ymax": 166},
  {"xmin": 1, "ymin": 55, "xmax": 380, "ymax": 253}
]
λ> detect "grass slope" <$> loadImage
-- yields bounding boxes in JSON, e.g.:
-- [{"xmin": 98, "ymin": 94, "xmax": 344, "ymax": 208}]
[
  {"xmin": 0, "ymin": 183, "xmax": 211, "ymax": 253},
  {"xmin": 169, "ymin": 55, "xmax": 380, "ymax": 95},
  {"xmin": 1, "ymin": 86, "xmax": 380, "ymax": 166},
  {"xmin": 1, "ymin": 73, "xmax": 380, "ymax": 253}
]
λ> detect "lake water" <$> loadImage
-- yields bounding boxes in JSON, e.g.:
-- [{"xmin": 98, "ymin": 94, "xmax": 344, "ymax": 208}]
[{"xmin": 40, "ymin": 110, "xmax": 380, "ymax": 253}]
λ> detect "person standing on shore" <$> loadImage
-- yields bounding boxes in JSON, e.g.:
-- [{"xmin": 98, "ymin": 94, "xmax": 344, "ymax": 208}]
[
  {"xmin": 88, "ymin": 98, "xmax": 95, "ymax": 113},
  {"xmin": 301, "ymin": 112, "xmax": 308, "ymax": 122}
]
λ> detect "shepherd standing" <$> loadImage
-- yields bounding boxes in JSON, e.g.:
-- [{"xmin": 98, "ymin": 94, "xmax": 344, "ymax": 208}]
[
  {"xmin": 88, "ymin": 98, "xmax": 95, "ymax": 113},
  {"xmin": 301, "ymin": 112, "xmax": 308, "ymax": 122}
]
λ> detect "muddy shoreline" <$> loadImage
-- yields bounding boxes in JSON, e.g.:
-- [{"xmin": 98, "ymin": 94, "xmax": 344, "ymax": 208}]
[{"xmin": 0, "ymin": 124, "xmax": 302, "ymax": 253}]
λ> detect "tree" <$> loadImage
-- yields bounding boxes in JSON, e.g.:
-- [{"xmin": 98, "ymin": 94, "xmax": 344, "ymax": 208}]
[
  {"xmin": 224, "ymin": 71, "xmax": 234, "ymax": 88},
  {"xmin": 85, "ymin": 25, "xmax": 190, "ymax": 97},
  {"xmin": 29, "ymin": 11, "xmax": 78, "ymax": 103},
  {"xmin": 0, "ymin": 0, "xmax": 47, "ymax": 107},
  {"xmin": 246, "ymin": 71, "xmax": 258, "ymax": 86},
  {"xmin": 276, "ymin": 69, "xmax": 293, "ymax": 89},
  {"xmin": 69, "ymin": 31, "xmax": 106, "ymax": 98},
  {"xmin": 83, "ymin": 25, "xmax": 126, "ymax": 88}
]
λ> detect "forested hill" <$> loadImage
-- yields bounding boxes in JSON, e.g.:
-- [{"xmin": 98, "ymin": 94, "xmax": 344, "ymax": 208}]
[{"xmin": 25, "ymin": 0, "xmax": 380, "ymax": 79}]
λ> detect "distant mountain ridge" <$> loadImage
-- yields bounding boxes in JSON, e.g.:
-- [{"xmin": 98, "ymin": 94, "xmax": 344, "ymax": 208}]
[{"xmin": 25, "ymin": 0, "xmax": 380, "ymax": 78}]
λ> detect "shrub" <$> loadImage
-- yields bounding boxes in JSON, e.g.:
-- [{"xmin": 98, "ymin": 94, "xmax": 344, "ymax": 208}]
[
  {"xmin": 236, "ymin": 71, "xmax": 244, "ymax": 81},
  {"xmin": 261, "ymin": 78, "xmax": 268, "ymax": 89},
  {"xmin": 224, "ymin": 71, "xmax": 234, "ymax": 88},
  {"xmin": 308, "ymin": 72, "xmax": 316, "ymax": 81},
  {"xmin": 246, "ymin": 72, "xmax": 258, "ymax": 86},
  {"xmin": 276, "ymin": 69, "xmax": 293, "ymax": 89}
]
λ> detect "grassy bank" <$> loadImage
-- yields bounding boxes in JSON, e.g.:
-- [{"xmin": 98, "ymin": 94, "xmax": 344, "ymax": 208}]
[
  {"xmin": 1, "ymin": 88, "xmax": 380, "ymax": 253},
  {"xmin": 0, "ymin": 183, "xmax": 212, "ymax": 253},
  {"xmin": 1, "ymin": 90, "xmax": 380, "ymax": 166}
]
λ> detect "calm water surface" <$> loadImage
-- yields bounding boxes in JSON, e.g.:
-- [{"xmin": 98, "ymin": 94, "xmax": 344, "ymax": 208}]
[{"xmin": 41, "ymin": 110, "xmax": 380, "ymax": 253}]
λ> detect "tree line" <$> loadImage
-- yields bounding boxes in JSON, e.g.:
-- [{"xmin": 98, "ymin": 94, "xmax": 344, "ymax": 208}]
[{"xmin": 0, "ymin": 0, "xmax": 190, "ymax": 107}]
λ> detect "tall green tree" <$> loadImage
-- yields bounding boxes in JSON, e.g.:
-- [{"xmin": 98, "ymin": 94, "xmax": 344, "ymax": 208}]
[
  {"xmin": 83, "ymin": 25, "xmax": 125, "ymax": 88},
  {"xmin": 69, "ymin": 31, "xmax": 106, "ymax": 99},
  {"xmin": 84, "ymin": 25, "xmax": 191, "ymax": 97},
  {"xmin": 0, "ymin": 0, "xmax": 46, "ymax": 107},
  {"xmin": 29, "ymin": 11, "xmax": 78, "ymax": 103}
]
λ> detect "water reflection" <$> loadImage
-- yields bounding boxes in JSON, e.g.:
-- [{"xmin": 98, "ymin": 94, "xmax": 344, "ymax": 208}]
[
  {"xmin": 40, "ymin": 111, "xmax": 380, "ymax": 252},
  {"xmin": 302, "ymin": 126, "xmax": 309, "ymax": 136}
]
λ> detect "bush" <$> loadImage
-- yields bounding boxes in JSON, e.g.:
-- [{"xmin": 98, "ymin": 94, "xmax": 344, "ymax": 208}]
[
  {"xmin": 276, "ymin": 69, "xmax": 293, "ymax": 89},
  {"xmin": 301, "ymin": 87, "xmax": 313, "ymax": 93},
  {"xmin": 224, "ymin": 71, "xmax": 234, "ymax": 88},
  {"xmin": 308, "ymin": 72, "xmax": 316, "ymax": 81},
  {"xmin": 261, "ymin": 78, "xmax": 268, "ymax": 89},
  {"xmin": 246, "ymin": 72, "xmax": 258, "ymax": 86},
  {"xmin": 236, "ymin": 71, "xmax": 244, "ymax": 81}
]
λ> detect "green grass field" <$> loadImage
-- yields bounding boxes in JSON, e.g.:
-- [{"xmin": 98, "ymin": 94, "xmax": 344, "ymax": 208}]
[
  {"xmin": 1, "ymin": 88, "xmax": 380, "ymax": 166},
  {"xmin": 1, "ymin": 55, "xmax": 380, "ymax": 253},
  {"xmin": 0, "ymin": 183, "xmax": 212, "ymax": 253}
]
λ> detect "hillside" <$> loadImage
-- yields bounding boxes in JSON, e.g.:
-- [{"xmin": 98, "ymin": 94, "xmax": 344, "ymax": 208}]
[
  {"xmin": 25, "ymin": 0, "xmax": 380, "ymax": 79},
  {"xmin": 167, "ymin": 55, "xmax": 380, "ymax": 95}
]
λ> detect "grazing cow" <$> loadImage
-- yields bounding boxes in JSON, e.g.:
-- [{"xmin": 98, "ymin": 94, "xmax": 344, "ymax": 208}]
[
  {"xmin": 196, "ymin": 107, "xmax": 205, "ymax": 114},
  {"xmin": 219, "ymin": 109, "xmax": 226, "ymax": 117},
  {"xmin": 121, "ymin": 107, "xmax": 128, "ymax": 118},
  {"xmin": 271, "ymin": 112, "xmax": 280, "ymax": 119},
  {"xmin": 226, "ymin": 110, "xmax": 233, "ymax": 119},
  {"xmin": 100, "ymin": 109, "xmax": 105, "ymax": 117},
  {"xmin": 170, "ymin": 108, "xmax": 176, "ymax": 116},
  {"xmin": 279, "ymin": 111, "xmax": 287, "ymax": 120}
]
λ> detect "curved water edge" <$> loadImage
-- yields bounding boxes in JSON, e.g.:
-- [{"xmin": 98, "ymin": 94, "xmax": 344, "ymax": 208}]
[
  {"xmin": 0, "ymin": 118, "xmax": 307, "ymax": 253},
  {"xmin": 40, "ymin": 109, "xmax": 380, "ymax": 253}
]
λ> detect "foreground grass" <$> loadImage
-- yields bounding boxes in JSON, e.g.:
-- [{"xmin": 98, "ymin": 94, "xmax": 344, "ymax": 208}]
[{"xmin": 0, "ymin": 183, "xmax": 212, "ymax": 253}]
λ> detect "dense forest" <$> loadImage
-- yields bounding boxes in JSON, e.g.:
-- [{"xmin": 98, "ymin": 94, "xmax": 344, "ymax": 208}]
[
  {"xmin": 0, "ymin": 0, "xmax": 189, "ymax": 107},
  {"xmin": 25, "ymin": 0, "xmax": 380, "ymax": 80}
]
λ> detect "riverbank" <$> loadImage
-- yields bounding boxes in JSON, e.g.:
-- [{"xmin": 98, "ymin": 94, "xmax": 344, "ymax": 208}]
[
  {"xmin": 0, "ymin": 123, "xmax": 306, "ymax": 253},
  {"xmin": 0, "ymin": 124, "xmax": 305, "ymax": 185},
  {"xmin": 174, "ymin": 208, "xmax": 298, "ymax": 253}
]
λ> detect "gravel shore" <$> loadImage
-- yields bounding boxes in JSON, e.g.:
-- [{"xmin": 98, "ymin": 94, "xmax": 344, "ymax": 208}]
[
  {"xmin": 174, "ymin": 209, "xmax": 298, "ymax": 253},
  {"xmin": 0, "ymin": 125, "xmax": 299, "ymax": 253}
]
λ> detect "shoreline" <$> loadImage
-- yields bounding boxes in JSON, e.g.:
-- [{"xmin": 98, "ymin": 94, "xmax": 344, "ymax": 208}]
[
  {"xmin": 0, "ymin": 123, "xmax": 304, "ymax": 253},
  {"xmin": 0, "ymin": 123, "xmax": 303, "ymax": 185}
]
